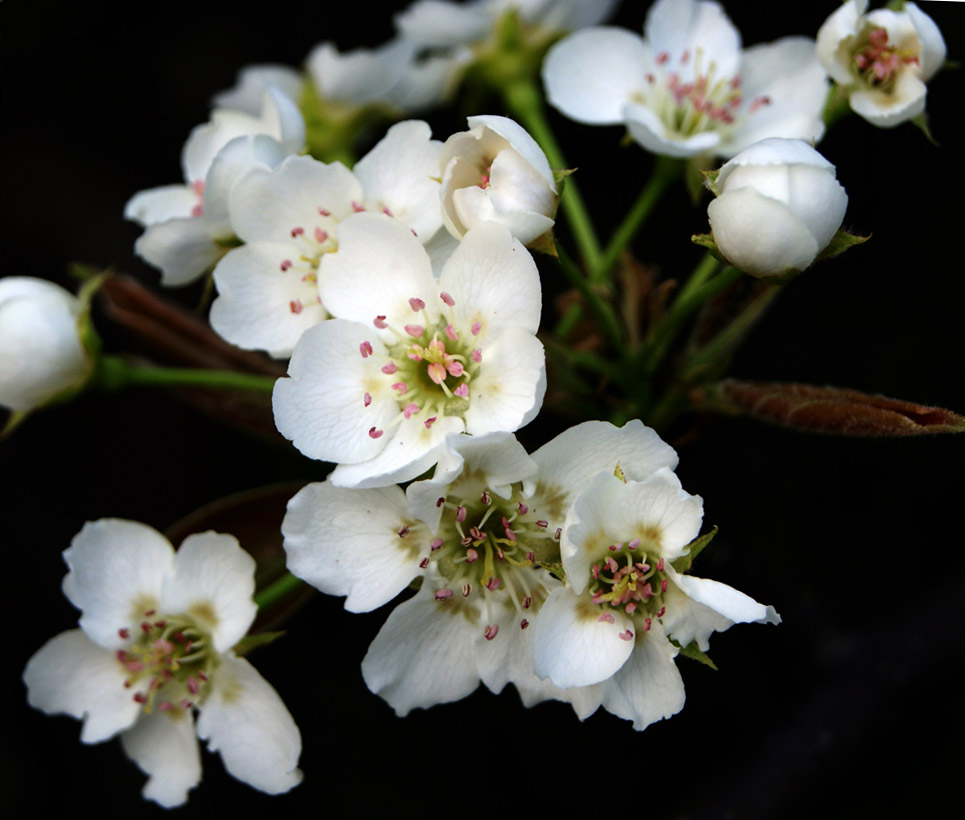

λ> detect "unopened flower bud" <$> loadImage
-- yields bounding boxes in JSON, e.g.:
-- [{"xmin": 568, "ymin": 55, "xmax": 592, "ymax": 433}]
[
  {"xmin": 706, "ymin": 138, "xmax": 848, "ymax": 279},
  {"xmin": 0, "ymin": 277, "xmax": 94, "ymax": 411},
  {"xmin": 440, "ymin": 115, "xmax": 557, "ymax": 247}
]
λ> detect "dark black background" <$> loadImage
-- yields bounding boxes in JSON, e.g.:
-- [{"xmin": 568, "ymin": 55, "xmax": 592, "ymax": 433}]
[{"xmin": 3, "ymin": 1, "xmax": 963, "ymax": 817}]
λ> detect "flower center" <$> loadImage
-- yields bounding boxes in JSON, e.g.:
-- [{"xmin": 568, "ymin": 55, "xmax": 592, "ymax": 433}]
[
  {"xmin": 278, "ymin": 205, "xmax": 346, "ymax": 315},
  {"xmin": 115, "ymin": 608, "xmax": 216, "ymax": 715},
  {"xmin": 359, "ymin": 292, "xmax": 485, "ymax": 438},
  {"xmin": 588, "ymin": 538, "xmax": 669, "ymax": 638},
  {"xmin": 632, "ymin": 47, "xmax": 771, "ymax": 139},
  {"xmin": 851, "ymin": 26, "xmax": 919, "ymax": 91},
  {"xmin": 427, "ymin": 476, "xmax": 559, "ymax": 639}
]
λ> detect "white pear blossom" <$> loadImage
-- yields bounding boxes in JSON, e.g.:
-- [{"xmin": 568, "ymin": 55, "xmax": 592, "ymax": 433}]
[
  {"xmin": 210, "ymin": 120, "xmax": 444, "ymax": 358},
  {"xmin": 706, "ymin": 137, "xmax": 848, "ymax": 279},
  {"xmin": 23, "ymin": 519, "xmax": 302, "ymax": 807},
  {"xmin": 213, "ymin": 64, "xmax": 304, "ymax": 115},
  {"xmin": 440, "ymin": 115, "xmax": 557, "ymax": 246},
  {"xmin": 395, "ymin": 0, "xmax": 620, "ymax": 49},
  {"xmin": 282, "ymin": 420, "xmax": 679, "ymax": 717},
  {"xmin": 273, "ymin": 214, "xmax": 545, "ymax": 488},
  {"xmin": 125, "ymin": 87, "xmax": 305, "ymax": 286},
  {"xmin": 542, "ymin": 0, "xmax": 828, "ymax": 159},
  {"xmin": 0, "ymin": 277, "xmax": 92, "ymax": 411},
  {"xmin": 816, "ymin": 0, "xmax": 946, "ymax": 127},
  {"xmin": 529, "ymin": 467, "xmax": 780, "ymax": 731}
]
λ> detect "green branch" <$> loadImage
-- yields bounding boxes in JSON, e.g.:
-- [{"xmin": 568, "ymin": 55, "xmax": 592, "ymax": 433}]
[{"xmin": 95, "ymin": 356, "xmax": 278, "ymax": 393}]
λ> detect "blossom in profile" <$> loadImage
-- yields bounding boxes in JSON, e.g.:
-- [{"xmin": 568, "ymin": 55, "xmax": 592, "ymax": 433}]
[
  {"xmin": 125, "ymin": 88, "xmax": 305, "ymax": 286},
  {"xmin": 0, "ymin": 277, "xmax": 93, "ymax": 412},
  {"xmin": 440, "ymin": 115, "xmax": 557, "ymax": 246},
  {"xmin": 209, "ymin": 120, "xmax": 444, "ymax": 358},
  {"xmin": 273, "ymin": 214, "xmax": 545, "ymax": 489},
  {"xmin": 23, "ymin": 519, "xmax": 302, "ymax": 807},
  {"xmin": 542, "ymin": 0, "xmax": 827, "ymax": 159},
  {"xmin": 282, "ymin": 420, "xmax": 680, "ymax": 717},
  {"xmin": 706, "ymin": 137, "xmax": 848, "ymax": 279},
  {"xmin": 816, "ymin": 0, "xmax": 946, "ymax": 127},
  {"xmin": 530, "ymin": 467, "xmax": 780, "ymax": 730}
]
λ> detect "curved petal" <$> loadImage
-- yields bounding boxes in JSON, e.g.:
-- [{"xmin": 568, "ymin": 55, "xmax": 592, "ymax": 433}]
[
  {"xmin": 124, "ymin": 185, "xmax": 197, "ymax": 227},
  {"xmin": 134, "ymin": 218, "xmax": 224, "ymax": 287},
  {"xmin": 906, "ymin": 2, "xmax": 946, "ymax": 82},
  {"xmin": 441, "ymin": 221, "xmax": 542, "ymax": 337},
  {"xmin": 210, "ymin": 241, "xmax": 327, "ymax": 358},
  {"xmin": 395, "ymin": 0, "xmax": 490, "ymax": 47},
  {"xmin": 361, "ymin": 585, "xmax": 483, "ymax": 716},
  {"xmin": 849, "ymin": 70, "xmax": 927, "ymax": 128},
  {"xmin": 24, "ymin": 629, "xmax": 142, "ymax": 743},
  {"xmin": 319, "ymin": 213, "xmax": 438, "ymax": 331},
  {"xmin": 645, "ymin": 0, "xmax": 741, "ymax": 80},
  {"xmin": 708, "ymin": 187, "xmax": 819, "ymax": 277},
  {"xmin": 161, "ymin": 532, "xmax": 257, "ymax": 653},
  {"xmin": 462, "ymin": 326, "xmax": 545, "ymax": 437},
  {"xmin": 354, "ymin": 119, "xmax": 443, "ymax": 241},
  {"xmin": 196, "ymin": 655, "xmax": 302, "ymax": 796},
  {"xmin": 467, "ymin": 115, "xmax": 555, "ymax": 187},
  {"xmin": 120, "ymin": 709, "xmax": 201, "ymax": 808},
  {"xmin": 527, "ymin": 419, "xmax": 678, "ymax": 505},
  {"xmin": 282, "ymin": 481, "xmax": 424, "ymax": 612},
  {"xmin": 530, "ymin": 587, "xmax": 634, "ymax": 688},
  {"xmin": 213, "ymin": 64, "xmax": 304, "ymax": 115},
  {"xmin": 816, "ymin": 0, "xmax": 863, "ymax": 84},
  {"xmin": 63, "ymin": 519, "xmax": 174, "ymax": 650},
  {"xmin": 543, "ymin": 27, "xmax": 648, "ymax": 124},
  {"xmin": 598, "ymin": 621, "xmax": 686, "ymax": 731},
  {"xmin": 272, "ymin": 319, "xmax": 397, "ymax": 464},
  {"xmin": 624, "ymin": 102, "xmax": 722, "ymax": 157}
]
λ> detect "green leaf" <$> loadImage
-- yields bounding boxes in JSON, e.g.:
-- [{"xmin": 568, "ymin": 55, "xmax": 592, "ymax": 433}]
[
  {"xmin": 813, "ymin": 229, "xmax": 871, "ymax": 265},
  {"xmin": 672, "ymin": 525, "xmax": 718, "ymax": 573},
  {"xmin": 674, "ymin": 639, "xmax": 718, "ymax": 670},
  {"xmin": 233, "ymin": 630, "xmax": 286, "ymax": 656}
]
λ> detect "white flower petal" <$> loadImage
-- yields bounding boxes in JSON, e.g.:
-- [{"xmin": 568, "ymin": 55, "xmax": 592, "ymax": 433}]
[
  {"xmin": 282, "ymin": 481, "xmax": 423, "ymax": 612},
  {"xmin": 530, "ymin": 587, "xmax": 634, "ymax": 688},
  {"xmin": 467, "ymin": 115, "xmax": 555, "ymax": 187},
  {"xmin": 543, "ymin": 27, "xmax": 649, "ymax": 124},
  {"xmin": 319, "ymin": 213, "xmax": 438, "ymax": 330},
  {"xmin": 395, "ymin": 0, "xmax": 491, "ymax": 47},
  {"xmin": 645, "ymin": 0, "xmax": 741, "ymax": 80},
  {"xmin": 120, "ymin": 710, "xmax": 201, "ymax": 808},
  {"xmin": 624, "ymin": 102, "xmax": 722, "ymax": 157},
  {"xmin": 527, "ymin": 419, "xmax": 679, "ymax": 506},
  {"xmin": 272, "ymin": 319, "xmax": 397, "ymax": 464},
  {"xmin": 24, "ymin": 629, "xmax": 142, "ymax": 743},
  {"xmin": 906, "ymin": 2, "xmax": 946, "ymax": 82},
  {"xmin": 361, "ymin": 583, "xmax": 488, "ymax": 715},
  {"xmin": 816, "ymin": 0, "xmax": 864, "ymax": 85},
  {"xmin": 161, "ymin": 532, "xmax": 257, "ymax": 653},
  {"xmin": 63, "ymin": 519, "xmax": 174, "ymax": 650},
  {"xmin": 463, "ymin": 325, "xmax": 545, "ymax": 436},
  {"xmin": 307, "ymin": 39, "xmax": 413, "ymax": 103},
  {"xmin": 441, "ymin": 221, "xmax": 542, "ymax": 337},
  {"xmin": 708, "ymin": 186, "xmax": 819, "ymax": 277},
  {"xmin": 133, "ymin": 217, "xmax": 225, "ymax": 287},
  {"xmin": 354, "ymin": 119, "xmax": 443, "ymax": 241},
  {"xmin": 849, "ymin": 70, "xmax": 927, "ymax": 128},
  {"xmin": 211, "ymin": 241, "xmax": 327, "ymax": 358},
  {"xmin": 196, "ymin": 654, "xmax": 302, "ymax": 795},
  {"xmin": 124, "ymin": 185, "xmax": 198, "ymax": 227},
  {"xmin": 230, "ymin": 155, "xmax": 362, "ymax": 244},
  {"xmin": 213, "ymin": 65, "xmax": 304, "ymax": 116},
  {"xmin": 598, "ymin": 621, "xmax": 686, "ymax": 731}
]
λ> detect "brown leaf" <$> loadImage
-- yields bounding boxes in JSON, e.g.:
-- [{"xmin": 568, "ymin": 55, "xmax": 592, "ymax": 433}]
[{"xmin": 715, "ymin": 380, "xmax": 965, "ymax": 436}]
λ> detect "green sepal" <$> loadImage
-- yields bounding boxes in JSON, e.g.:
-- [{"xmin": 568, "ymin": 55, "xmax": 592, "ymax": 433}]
[
  {"xmin": 673, "ymin": 639, "xmax": 719, "ymax": 671},
  {"xmin": 885, "ymin": 0, "xmax": 906, "ymax": 11},
  {"xmin": 552, "ymin": 167, "xmax": 576, "ymax": 188},
  {"xmin": 813, "ymin": 229, "xmax": 871, "ymax": 265},
  {"xmin": 539, "ymin": 560, "xmax": 566, "ymax": 583},
  {"xmin": 691, "ymin": 232, "xmax": 726, "ymax": 264},
  {"xmin": 1, "ymin": 409, "xmax": 30, "ymax": 440},
  {"xmin": 700, "ymin": 167, "xmax": 721, "ymax": 197},
  {"xmin": 672, "ymin": 525, "xmax": 718, "ymax": 574},
  {"xmin": 528, "ymin": 229, "xmax": 558, "ymax": 258},
  {"xmin": 233, "ymin": 630, "xmax": 286, "ymax": 657},
  {"xmin": 910, "ymin": 113, "xmax": 939, "ymax": 147}
]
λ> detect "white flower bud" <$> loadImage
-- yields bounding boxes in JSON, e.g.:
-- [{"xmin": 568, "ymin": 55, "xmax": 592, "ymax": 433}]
[
  {"xmin": 707, "ymin": 138, "xmax": 848, "ymax": 279},
  {"xmin": 0, "ymin": 277, "xmax": 93, "ymax": 411},
  {"xmin": 439, "ymin": 115, "xmax": 557, "ymax": 246}
]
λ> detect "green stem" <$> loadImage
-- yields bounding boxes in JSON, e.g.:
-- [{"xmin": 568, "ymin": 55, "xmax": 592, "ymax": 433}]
[
  {"xmin": 595, "ymin": 156, "xmax": 682, "ymax": 283},
  {"xmin": 671, "ymin": 252, "xmax": 720, "ymax": 314},
  {"xmin": 502, "ymin": 78, "xmax": 602, "ymax": 271},
  {"xmin": 95, "ymin": 356, "xmax": 277, "ymax": 393},
  {"xmin": 254, "ymin": 572, "xmax": 306, "ymax": 611},
  {"xmin": 641, "ymin": 265, "xmax": 742, "ymax": 374},
  {"xmin": 555, "ymin": 245, "xmax": 624, "ymax": 348}
]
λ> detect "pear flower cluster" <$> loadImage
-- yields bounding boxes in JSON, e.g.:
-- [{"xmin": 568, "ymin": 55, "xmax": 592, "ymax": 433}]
[{"xmin": 283, "ymin": 421, "xmax": 779, "ymax": 729}]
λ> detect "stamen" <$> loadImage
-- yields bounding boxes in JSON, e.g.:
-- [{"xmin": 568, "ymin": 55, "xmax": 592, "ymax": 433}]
[
  {"xmin": 359, "ymin": 341, "xmax": 373, "ymax": 358},
  {"xmin": 440, "ymin": 292, "xmax": 455, "ymax": 306},
  {"xmin": 409, "ymin": 297, "xmax": 426, "ymax": 312},
  {"xmin": 404, "ymin": 324, "xmax": 424, "ymax": 338},
  {"xmin": 381, "ymin": 362, "xmax": 398, "ymax": 374},
  {"xmin": 368, "ymin": 427, "xmax": 383, "ymax": 439},
  {"xmin": 484, "ymin": 624, "xmax": 499, "ymax": 641},
  {"xmin": 435, "ymin": 589, "xmax": 454, "ymax": 600},
  {"xmin": 373, "ymin": 315, "xmax": 388, "ymax": 329},
  {"xmin": 363, "ymin": 392, "xmax": 372, "ymax": 407}
]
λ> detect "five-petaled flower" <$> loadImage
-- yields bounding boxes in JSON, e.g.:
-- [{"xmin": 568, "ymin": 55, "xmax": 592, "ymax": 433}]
[
  {"xmin": 542, "ymin": 0, "xmax": 827, "ymax": 159},
  {"xmin": 23, "ymin": 519, "xmax": 302, "ymax": 807}
]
